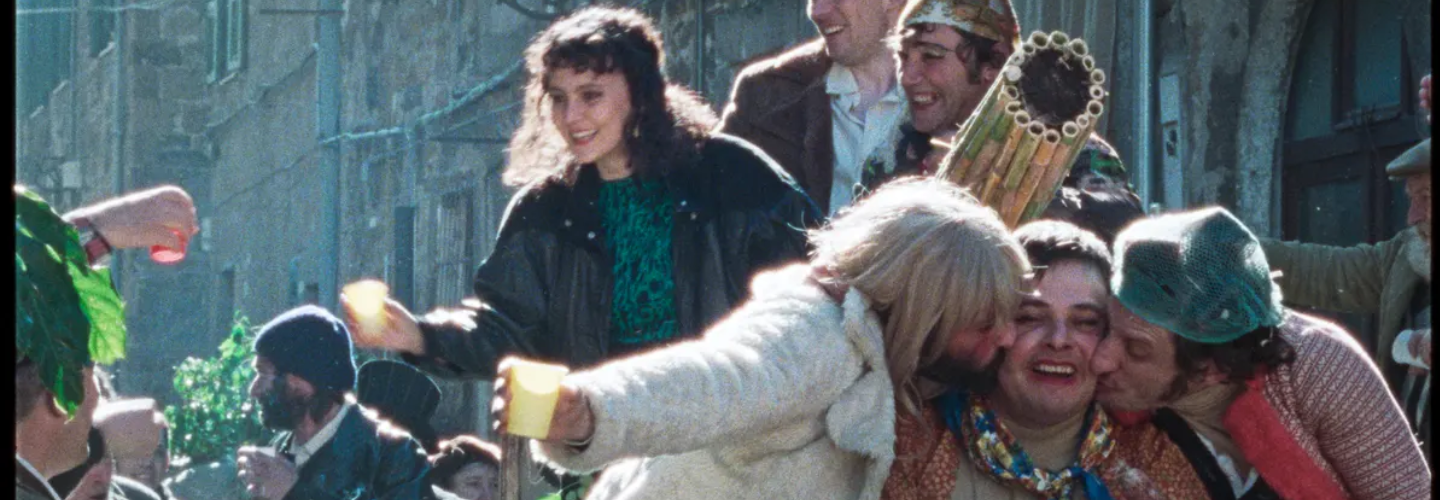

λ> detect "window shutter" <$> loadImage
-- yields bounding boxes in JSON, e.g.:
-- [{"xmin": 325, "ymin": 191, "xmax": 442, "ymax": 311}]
[
  {"xmin": 206, "ymin": 0, "xmax": 225, "ymax": 82},
  {"xmin": 225, "ymin": 0, "xmax": 246, "ymax": 73}
]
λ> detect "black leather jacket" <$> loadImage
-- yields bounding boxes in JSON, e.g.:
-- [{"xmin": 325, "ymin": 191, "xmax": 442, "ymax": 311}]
[
  {"xmin": 274, "ymin": 406, "xmax": 434, "ymax": 500},
  {"xmin": 404, "ymin": 134, "xmax": 820, "ymax": 379}
]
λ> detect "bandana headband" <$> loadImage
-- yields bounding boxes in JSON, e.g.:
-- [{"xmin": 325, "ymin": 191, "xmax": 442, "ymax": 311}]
[{"xmin": 902, "ymin": 0, "xmax": 1020, "ymax": 45}]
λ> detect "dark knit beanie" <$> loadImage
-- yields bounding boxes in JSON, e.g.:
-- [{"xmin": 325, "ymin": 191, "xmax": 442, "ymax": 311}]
[{"xmin": 254, "ymin": 305, "xmax": 357, "ymax": 393}]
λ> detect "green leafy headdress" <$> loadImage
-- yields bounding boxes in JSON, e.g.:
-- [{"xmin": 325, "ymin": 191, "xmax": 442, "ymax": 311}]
[{"xmin": 15, "ymin": 185, "xmax": 127, "ymax": 417}]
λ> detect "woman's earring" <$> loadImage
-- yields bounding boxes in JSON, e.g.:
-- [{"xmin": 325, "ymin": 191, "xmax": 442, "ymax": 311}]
[{"xmin": 631, "ymin": 125, "xmax": 640, "ymax": 138}]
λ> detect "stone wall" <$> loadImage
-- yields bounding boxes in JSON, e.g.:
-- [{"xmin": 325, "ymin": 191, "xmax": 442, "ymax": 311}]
[{"xmin": 21, "ymin": 0, "xmax": 1428, "ymax": 472}]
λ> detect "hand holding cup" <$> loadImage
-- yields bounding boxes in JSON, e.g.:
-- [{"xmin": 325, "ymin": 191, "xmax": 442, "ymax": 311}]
[
  {"xmin": 340, "ymin": 281, "xmax": 425, "ymax": 355},
  {"xmin": 236, "ymin": 446, "xmax": 296, "ymax": 500},
  {"xmin": 491, "ymin": 357, "xmax": 593, "ymax": 443},
  {"xmin": 63, "ymin": 185, "xmax": 198, "ymax": 254}
]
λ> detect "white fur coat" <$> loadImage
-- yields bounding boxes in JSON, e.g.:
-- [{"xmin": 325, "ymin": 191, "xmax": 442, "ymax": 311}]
[{"xmin": 533, "ymin": 264, "xmax": 897, "ymax": 500}]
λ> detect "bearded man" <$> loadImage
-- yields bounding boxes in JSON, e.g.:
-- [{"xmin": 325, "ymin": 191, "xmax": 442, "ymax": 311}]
[
  {"xmin": 240, "ymin": 305, "xmax": 435, "ymax": 500},
  {"xmin": 1258, "ymin": 139, "xmax": 1431, "ymax": 459},
  {"xmin": 1258, "ymin": 76, "xmax": 1432, "ymax": 459}
]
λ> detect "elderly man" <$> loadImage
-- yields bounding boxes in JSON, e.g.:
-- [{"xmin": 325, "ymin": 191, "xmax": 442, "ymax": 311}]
[
  {"xmin": 16, "ymin": 185, "xmax": 197, "ymax": 500},
  {"xmin": 1259, "ymin": 76, "xmax": 1432, "ymax": 458},
  {"xmin": 238, "ymin": 305, "xmax": 435, "ymax": 500},
  {"xmin": 884, "ymin": 220, "xmax": 1160, "ymax": 500},
  {"xmin": 892, "ymin": 0, "xmax": 1019, "ymax": 174},
  {"xmin": 1094, "ymin": 207, "xmax": 1429, "ymax": 500},
  {"xmin": 718, "ymin": 0, "xmax": 909, "ymax": 215}
]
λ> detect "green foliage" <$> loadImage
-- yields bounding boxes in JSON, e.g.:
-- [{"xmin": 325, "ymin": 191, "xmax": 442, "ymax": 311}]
[
  {"xmin": 165, "ymin": 312, "xmax": 274, "ymax": 463},
  {"xmin": 15, "ymin": 186, "xmax": 127, "ymax": 417}
]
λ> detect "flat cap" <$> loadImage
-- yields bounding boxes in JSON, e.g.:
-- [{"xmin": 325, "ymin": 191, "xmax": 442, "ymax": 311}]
[{"xmin": 1386, "ymin": 138, "xmax": 1430, "ymax": 178}]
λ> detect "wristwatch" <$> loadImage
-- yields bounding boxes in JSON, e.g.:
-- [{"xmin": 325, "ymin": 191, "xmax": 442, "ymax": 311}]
[{"xmin": 70, "ymin": 217, "xmax": 113, "ymax": 266}]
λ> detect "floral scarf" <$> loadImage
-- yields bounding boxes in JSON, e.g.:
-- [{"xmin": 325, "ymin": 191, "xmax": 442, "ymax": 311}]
[{"xmin": 938, "ymin": 390, "xmax": 1117, "ymax": 500}]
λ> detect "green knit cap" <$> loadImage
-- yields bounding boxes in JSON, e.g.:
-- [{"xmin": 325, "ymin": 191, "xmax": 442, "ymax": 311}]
[{"xmin": 1111, "ymin": 207, "xmax": 1284, "ymax": 344}]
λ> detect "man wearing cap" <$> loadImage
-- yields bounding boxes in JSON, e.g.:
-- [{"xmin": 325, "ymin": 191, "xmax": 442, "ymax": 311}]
[
  {"xmin": 239, "ymin": 305, "xmax": 436, "ymax": 500},
  {"xmin": 1062, "ymin": 135, "xmax": 1132, "ymax": 196},
  {"xmin": 357, "ymin": 360, "xmax": 444, "ymax": 455},
  {"xmin": 1257, "ymin": 76, "xmax": 1432, "ymax": 458},
  {"xmin": 1043, "ymin": 135, "xmax": 1147, "ymax": 245},
  {"xmin": 717, "ymin": 0, "xmax": 909, "ymax": 215},
  {"xmin": 1093, "ymin": 207, "xmax": 1429, "ymax": 500},
  {"xmin": 892, "ymin": 0, "xmax": 1019, "ymax": 176}
]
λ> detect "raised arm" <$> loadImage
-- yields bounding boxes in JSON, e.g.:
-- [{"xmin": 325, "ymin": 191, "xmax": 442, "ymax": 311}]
[
  {"xmin": 1259, "ymin": 236, "xmax": 1402, "ymax": 314},
  {"xmin": 61, "ymin": 184, "xmax": 198, "ymax": 264}
]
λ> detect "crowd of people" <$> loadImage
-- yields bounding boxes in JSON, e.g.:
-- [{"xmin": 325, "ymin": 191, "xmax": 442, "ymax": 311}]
[{"xmin": 15, "ymin": 0, "xmax": 1432, "ymax": 499}]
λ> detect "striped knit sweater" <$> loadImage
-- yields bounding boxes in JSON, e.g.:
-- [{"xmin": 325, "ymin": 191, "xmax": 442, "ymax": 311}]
[{"xmin": 1115, "ymin": 310, "xmax": 1430, "ymax": 500}]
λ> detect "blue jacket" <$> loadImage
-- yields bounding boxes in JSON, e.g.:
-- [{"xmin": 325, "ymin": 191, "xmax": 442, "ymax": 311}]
[{"xmin": 273, "ymin": 406, "xmax": 434, "ymax": 500}]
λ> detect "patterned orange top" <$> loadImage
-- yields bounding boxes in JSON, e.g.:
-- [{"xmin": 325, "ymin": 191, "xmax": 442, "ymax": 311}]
[
  {"xmin": 882, "ymin": 402, "xmax": 1165, "ymax": 500},
  {"xmin": 882, "ymin": 404, "xmax": 963, "ymax": 500}
]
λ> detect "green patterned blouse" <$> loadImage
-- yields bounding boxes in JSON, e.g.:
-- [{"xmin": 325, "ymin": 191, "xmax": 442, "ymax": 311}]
[{"xmin": 598, "ymin": 177, "xmax": 679, "ymax": 352}]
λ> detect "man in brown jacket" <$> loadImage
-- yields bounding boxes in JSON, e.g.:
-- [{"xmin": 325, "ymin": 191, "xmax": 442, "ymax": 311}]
[
  {"xmin": 1260, "ymin": 136, "xmax": 1431, "ymax": 458},
  {"xmin": 718, "ymin": 0, "xmax": 908, "ymax": 215}
]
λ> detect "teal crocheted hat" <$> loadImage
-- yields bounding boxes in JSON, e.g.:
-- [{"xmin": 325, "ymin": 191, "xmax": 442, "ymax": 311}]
[{"xmin": 1111, "ymin": 207, "xmax": 1284, "ymax": 344}]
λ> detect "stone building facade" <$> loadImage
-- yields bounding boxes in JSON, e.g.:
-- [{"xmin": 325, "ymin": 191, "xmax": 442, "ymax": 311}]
[{"xmin": 15, "ymin": 0, "xmax": 1431, "ymax": 445}]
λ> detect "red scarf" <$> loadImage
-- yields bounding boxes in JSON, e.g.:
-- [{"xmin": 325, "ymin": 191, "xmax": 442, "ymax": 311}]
[{"xmin": 1222, "ymin": 372, "xmax": 1350, "ymax": 500}]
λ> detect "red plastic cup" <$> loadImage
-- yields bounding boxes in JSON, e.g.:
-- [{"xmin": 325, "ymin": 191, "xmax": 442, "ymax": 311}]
[{"xmin": 150, "ymin": 228, "xmax": 188, "ymax": 265}]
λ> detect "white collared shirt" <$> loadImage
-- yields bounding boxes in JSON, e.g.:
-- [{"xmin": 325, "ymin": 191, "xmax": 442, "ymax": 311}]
[
  {"xmin": 16, "ymin": 453, "xmax": 63, "ymax": 500},
  {"xmin": 826, "ymin": 64, "xmax": 906, "ymax": 215},
  {"xmin": 1195, "ymin": 432, "xmax": 1259, "ymax": 497},
  {"xmin": 290, "ymin": 403, "xmax": 353, "ymax": 468}
]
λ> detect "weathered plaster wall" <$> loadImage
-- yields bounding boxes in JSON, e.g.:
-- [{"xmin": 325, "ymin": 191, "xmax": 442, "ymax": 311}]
[{"xmin": 1161, "ymin": 0, "xmax": 1312, "ymax": 236}]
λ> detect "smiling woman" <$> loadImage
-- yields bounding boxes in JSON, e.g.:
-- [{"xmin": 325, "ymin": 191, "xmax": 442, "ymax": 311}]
[
  {"xmin": 505, "ymin": 7, "xmax": 718, "ymax": 187},
  {"xmin": 885, "ymin": 219, "xmax": 1166, "ymax": 500},
  {"xmin": 338, "ymin": 6, "xmax": 820, "ymax": 500}
]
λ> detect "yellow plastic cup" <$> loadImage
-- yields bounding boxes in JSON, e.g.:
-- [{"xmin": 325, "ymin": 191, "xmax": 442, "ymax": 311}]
[
  {"xmin": 506, "ymin": 360, "xmax": 570, "ymax": 439},
  {"xmin": 342, "ymin": 280, "xmax": 389, "ymax": 342}
]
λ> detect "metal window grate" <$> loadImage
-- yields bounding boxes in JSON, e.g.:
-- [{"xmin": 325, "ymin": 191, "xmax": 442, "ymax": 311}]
[{"xmin": 432, "ymin": 190, "xmax": 475, "ymax": 308}]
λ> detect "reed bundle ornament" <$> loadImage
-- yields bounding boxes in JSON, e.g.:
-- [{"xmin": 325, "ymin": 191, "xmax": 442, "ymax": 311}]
[{"xmin": 936, "ymin": 30, "xmax": 1108, "ymax": 228}]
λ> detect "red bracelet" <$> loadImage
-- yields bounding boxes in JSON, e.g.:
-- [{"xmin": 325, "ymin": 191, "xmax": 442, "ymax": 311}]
[{"xmin": 70, "ymin": 217, "xmax": 114, "ymax": 264}]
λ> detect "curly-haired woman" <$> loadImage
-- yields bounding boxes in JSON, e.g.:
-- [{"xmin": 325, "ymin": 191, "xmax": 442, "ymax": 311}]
[{"xmin": 342, "ymin": 3, "xmax": 818, "ymax": 424}]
